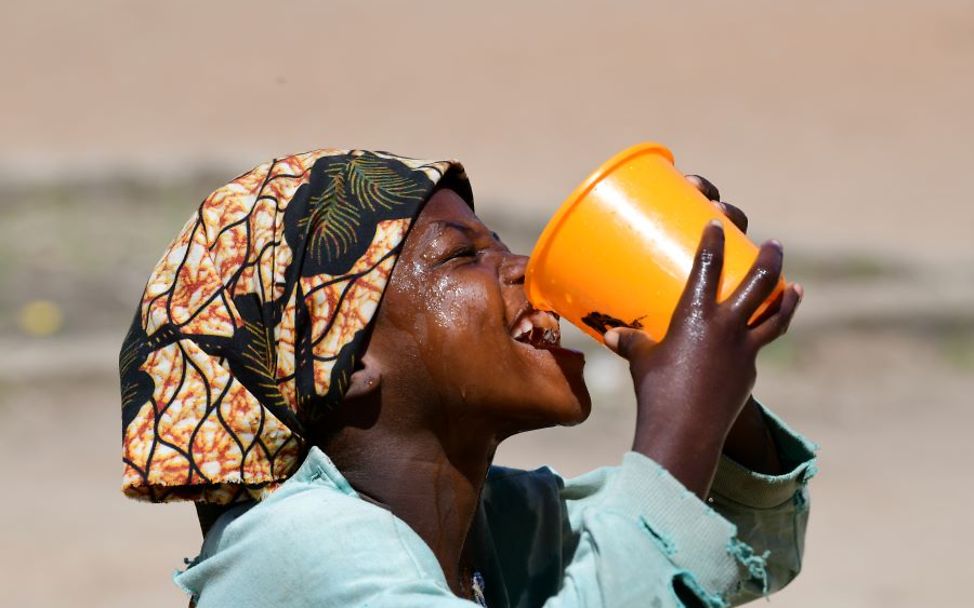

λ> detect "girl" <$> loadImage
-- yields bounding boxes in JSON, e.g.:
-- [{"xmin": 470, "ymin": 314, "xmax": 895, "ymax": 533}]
[{"xmin": 119, "ymin": 149, "xmax": 815, "ymax": 607}]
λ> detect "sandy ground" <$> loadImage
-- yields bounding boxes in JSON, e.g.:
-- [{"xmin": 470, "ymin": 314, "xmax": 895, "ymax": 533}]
[{"xmin": 1, "ymin": 1, "xmax": 973, "ymax": 606}]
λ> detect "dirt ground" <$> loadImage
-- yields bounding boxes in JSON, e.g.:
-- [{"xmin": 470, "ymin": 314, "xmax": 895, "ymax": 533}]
[{"xmin": 1, "ymin": 2, "xmax": 972, "ymax": 606}]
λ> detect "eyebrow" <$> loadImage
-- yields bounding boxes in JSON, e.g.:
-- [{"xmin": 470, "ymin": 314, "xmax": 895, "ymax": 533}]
[
  {"xmin": 427, "ymin": 219, "xmax": 476, "ymax": 234},
  {"xmin": 424, "ymin": 219, "xmax": 505, "ymax": 247}
]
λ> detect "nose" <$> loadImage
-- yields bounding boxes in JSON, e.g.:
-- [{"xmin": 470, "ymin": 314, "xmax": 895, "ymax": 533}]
[{"xmin": 500, "ymin": 253, "xmax": 528, "ymax": 286}]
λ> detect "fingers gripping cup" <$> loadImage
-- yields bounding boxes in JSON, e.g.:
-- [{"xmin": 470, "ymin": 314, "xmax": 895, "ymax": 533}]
[{"xmin": 525, "ymin": 142, "xmax": 785, "ymax": 343}]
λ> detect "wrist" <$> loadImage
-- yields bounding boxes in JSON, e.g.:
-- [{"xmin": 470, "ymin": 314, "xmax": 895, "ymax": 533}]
[
  {"xmin": 631, "ymin": 395, "xmax": 734, "ymax": 451},
  {"xmin": 632, "ymin": 409, "xmax": 726, "ymax": 453},
  {"xmin": 631, "ymin": 408, "xmax": 727, "ymax": 498}
]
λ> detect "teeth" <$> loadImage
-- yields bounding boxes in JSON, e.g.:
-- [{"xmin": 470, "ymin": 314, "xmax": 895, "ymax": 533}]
[
  {"xmin": 511, "ymin": 310, "xmax": 561, "ymax": 347},
  {"xmin": 528, "ymin": 310, "xmax": 559, "ymax": 332}
]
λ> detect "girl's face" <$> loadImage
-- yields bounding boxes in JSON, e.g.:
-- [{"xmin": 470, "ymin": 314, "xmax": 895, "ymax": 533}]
[{"xmin": 366, "ymin": 188, "xmax": 591, "ymax": 436}]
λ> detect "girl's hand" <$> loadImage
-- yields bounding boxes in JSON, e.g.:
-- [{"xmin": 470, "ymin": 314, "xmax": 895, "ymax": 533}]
[
  {"xmin": 604, "ymin": 219, "xmax": 801, "ymax": 498},
  {"xmin": 686, "ymin": 174, "xmax": 799, "ymax": 475}
]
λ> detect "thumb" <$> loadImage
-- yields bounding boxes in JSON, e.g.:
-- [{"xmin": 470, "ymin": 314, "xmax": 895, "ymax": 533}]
[{"xmin": 603, "ymin": 327, "xmax": 657, "ymax": 360}]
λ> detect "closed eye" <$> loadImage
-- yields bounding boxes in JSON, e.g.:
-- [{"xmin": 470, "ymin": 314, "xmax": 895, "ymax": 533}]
[{"xmin": 447, "ymin": 246, "xmax": 478, "ymax": 260}]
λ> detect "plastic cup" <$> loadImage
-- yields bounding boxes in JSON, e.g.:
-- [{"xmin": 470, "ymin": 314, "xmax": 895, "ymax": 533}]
[{"xmin": 525, "ymin": 142, "xmax": 785, "ymax": 343}]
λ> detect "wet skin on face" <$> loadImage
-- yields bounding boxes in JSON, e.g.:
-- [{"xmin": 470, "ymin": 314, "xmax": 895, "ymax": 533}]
[{"xmin": 353, "ymin": 187, "xmax": 591, "ymax": 438}]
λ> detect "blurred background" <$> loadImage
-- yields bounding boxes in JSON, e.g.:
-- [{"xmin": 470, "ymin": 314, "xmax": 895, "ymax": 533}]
[{"xmin": 2, "ymin": 1, "xmax": 972, "ymax": 606}]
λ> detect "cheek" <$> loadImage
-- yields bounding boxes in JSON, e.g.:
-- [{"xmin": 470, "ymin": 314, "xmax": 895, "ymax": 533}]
[
  {"xmin": 420, "ymin": 274, "xmax": 509, "ymax": 376},
  {"xmin": 430, "ymin": 277, "xmax": 484, "ymax": 336},
  {"xmin": 434, "ymin": 277, "xmax": 500, "ymax": 344},
  {"xmin": 423, "ymin": 263, "xmax": 497, "ymax": 324}
]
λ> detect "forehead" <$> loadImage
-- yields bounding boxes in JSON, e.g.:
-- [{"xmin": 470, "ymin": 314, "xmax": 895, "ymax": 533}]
[
  {"xmin": 404, "ymin": 188, "xmax": 493, "ymax": 251},
  {"xmin": 415, "ymin": 188, "xmax": 479, "ymax": 227}
]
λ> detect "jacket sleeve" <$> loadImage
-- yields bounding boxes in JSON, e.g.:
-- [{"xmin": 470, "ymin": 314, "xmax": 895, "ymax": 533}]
[
  {"xmin": 557, "ymin": 403, "xmax": 817, "ymax": 607},
  {"xmin": 706, "ymin": 404, "xmax": 817, "ymax": 604}
]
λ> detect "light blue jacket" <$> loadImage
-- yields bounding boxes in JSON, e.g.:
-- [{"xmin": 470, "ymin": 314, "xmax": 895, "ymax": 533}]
[{"xmin": 175, "ymin": 407, "xmax": 816, "ymax": 607}]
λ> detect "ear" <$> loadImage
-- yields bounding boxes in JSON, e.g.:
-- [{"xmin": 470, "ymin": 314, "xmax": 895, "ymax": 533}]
[{"xmin": 344, "ymin": 353, "xmax": 382, "ymax": 401}]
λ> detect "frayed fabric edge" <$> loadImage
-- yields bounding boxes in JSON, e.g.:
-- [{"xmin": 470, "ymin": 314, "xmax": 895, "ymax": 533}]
[{"xmin": 726, "ymin": 537, "xmax": 771, "ymax": 596}]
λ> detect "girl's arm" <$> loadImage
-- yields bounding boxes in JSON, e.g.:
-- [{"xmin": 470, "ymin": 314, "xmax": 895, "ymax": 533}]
[{"xmin": 605, "ymin": 221, "xmax": 802, "ymax": 499}]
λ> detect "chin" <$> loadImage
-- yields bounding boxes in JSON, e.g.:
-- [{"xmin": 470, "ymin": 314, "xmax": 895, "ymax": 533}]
[
  {"xmin": 553, "ymin": 390, "xmax": 593, "ymax": 427},
  {"xmin": 517, "ymin": 354, "xmax": 592, "ymax": 428},
  {"xmin": 549, "ymin": 353, "xmax": 592, "ymax": 426},
  {"xmin": 505, "ymin": 384, "xmax": 592, "ymax": 435}
]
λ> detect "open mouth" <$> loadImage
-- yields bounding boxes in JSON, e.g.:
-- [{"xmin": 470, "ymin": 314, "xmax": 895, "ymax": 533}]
[{"xmin": 510, "ymin": 307, "xmax": 562, "ymax": 350}]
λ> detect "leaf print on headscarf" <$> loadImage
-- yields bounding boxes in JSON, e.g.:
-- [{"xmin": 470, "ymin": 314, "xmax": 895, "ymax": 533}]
[
  {"xmin": 226, "ymin": 293, "xmax": 303, "ymax": 434},
  {"xmin": 296, "ymin": 152, "xmax": 433, "ymax": 277}
]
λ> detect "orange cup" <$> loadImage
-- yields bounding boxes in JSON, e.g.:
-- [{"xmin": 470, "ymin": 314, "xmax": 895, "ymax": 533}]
[{"xmin": 525, "ymin": 142, "xmax": 785, "ymax": 343}]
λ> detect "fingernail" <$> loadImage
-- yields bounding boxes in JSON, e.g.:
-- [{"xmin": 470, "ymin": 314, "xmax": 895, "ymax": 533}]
[
  {"xmin": 708, "ymin": 219, "xmax": 723, "ymax": 228},
  {"xmin": 603, "ymin": 329, "xmax": 619, "ymax": 349},
  {"xmin": 793, "ymin": 283, "xmax": 804, "ymax": 303},
  {"xmin": 768, "ymin": 239, "xmax": 783, "ymax": 253}
]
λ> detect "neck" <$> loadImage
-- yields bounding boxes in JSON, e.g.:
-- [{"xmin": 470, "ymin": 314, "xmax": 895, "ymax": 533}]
[{"xmin": 318, "ymin": 414, "xmax": 497, "ymax": 596}]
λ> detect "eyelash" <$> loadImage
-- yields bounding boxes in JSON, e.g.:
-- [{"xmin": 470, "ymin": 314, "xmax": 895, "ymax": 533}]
[{"xmin": 448, "ymin": 246, "xmax": 478, "ymax": 261}]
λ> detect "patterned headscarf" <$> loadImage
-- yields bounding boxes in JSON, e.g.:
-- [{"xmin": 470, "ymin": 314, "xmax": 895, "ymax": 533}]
[{"xmin": 119, "ymin": 149, "xmax": 470, "ymax": 504}]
